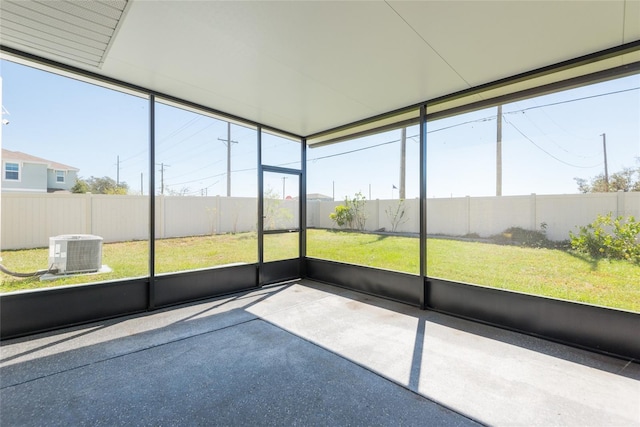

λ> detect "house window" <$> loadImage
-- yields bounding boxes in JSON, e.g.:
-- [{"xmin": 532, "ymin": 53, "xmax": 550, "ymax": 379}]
[
  {"xmin": 56, "ymin": 170, "xmax": 65, "ymax": 183},
  {"xmin": 4, "ymin": 162, "xmax": 19, "ymax": 181}
]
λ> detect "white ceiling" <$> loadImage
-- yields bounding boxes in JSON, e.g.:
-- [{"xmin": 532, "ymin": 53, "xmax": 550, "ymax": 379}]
[{"xmin": 1, "ymin": 0, "xmax": 639, "ymax": 138}]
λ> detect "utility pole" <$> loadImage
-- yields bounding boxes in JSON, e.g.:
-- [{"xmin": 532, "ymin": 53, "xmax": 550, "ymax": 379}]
[
  {"xmin": 218, "ymin": 122, "xmax": 238, "ymax": 197},
  {"xmin": 160, "ymin": 163, "xmax": 165, "ymax": 195},
  {"xmin": 140, "ymin": 172, "xmax": 143, "ymax": 196},
  {"xmin": 156, "ymin": 163, "xmax": 170, "ymax": 195},
  {"xmin": 601, "ymin": 133, "xmax": 609, "ymax": 191},
  {"xmin": 399, "ymin": 127, "xmax": 406, "ymax": 200},
  {"xmin": 282, "ymin": 176, "xmax": 287, "ymax": 199},
  {"xmin": 116, "ymin": 155, "xmax": 120, "ymax": 186},
  {"xmin": 496, "ymin": 105, "xmax": 503, "ymax": 196}
]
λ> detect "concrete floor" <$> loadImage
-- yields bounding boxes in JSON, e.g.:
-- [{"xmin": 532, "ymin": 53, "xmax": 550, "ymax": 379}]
[{"xmin": 1, "ymin": 280, "xmax": 638, "ymax": 426}]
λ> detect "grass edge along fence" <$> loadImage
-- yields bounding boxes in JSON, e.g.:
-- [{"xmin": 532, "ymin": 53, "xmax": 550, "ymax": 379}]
[{"xmin": 2, "ymin": 230, "xmax": 638, "ymax": 313}]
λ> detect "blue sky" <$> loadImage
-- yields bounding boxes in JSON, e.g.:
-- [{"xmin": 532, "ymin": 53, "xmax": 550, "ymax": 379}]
[
  {"xmin": 309, "ymin": 74, "xmax": 640, "ymax": 199},
  {"xmin": 2, "ymin": 59, "xmax": 639, "ymax": 199}
]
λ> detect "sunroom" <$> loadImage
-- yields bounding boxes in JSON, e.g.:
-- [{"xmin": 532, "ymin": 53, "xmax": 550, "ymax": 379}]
[{"xmin": 1, "ymin": 1, "xmax": 639, "ymax": 425}]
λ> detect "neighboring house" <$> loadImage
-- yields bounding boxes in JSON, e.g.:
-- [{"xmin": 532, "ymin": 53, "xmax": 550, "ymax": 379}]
[
  {"xmin": 305, "ymin": 193, "xmax": 333, "ymax": 202},
  {"xmin": 1, "ymin": 148, "xmax": 79, "ymax": 193}
]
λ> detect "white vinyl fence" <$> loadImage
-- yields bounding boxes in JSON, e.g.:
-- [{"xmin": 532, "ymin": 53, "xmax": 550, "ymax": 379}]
[
  {"xmin": 308, "ymin": 192, "xmax": 638, "ymax": 241},
  {"xmin": 1, "ymin": 191, "xmax": 638, "ymax": 250}
]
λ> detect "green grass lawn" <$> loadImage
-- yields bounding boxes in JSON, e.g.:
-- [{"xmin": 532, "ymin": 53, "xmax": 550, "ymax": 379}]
[
  {"xmin": 307, "ymin": 230, "xmax": 639, "ymax": 312},
  {"xmin": 2, "ymin": 229, "xmax": 638, "ymax": 312},
  {"xmin": 0, "ymin": 232, "xmax": 259, "ymax": 293}
]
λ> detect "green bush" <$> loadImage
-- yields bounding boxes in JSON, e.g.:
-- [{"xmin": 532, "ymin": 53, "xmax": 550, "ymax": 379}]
[
  {"xmin": 329, "ymin": 192, "xmax": 367, "ymax": 230},
  {"xmin": 329, "ymin": 204, "xmax": 354, "ymax": 228},
  {"xmin": 570, "ymin": 213, "xmax": 640, "ymax": 264}
]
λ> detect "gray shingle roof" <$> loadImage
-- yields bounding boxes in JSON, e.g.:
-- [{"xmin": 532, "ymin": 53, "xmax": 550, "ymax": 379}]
[{"xmin": 2, "ymin": 149, "xmax": 79, "ymax": 171}]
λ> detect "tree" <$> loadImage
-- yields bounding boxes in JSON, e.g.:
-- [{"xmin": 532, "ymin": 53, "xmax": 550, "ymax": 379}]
[
  {"xmin": 72, "ymin": 176, "xmax": 129, "ymax": 195},
  {"xmin": 71, "ymin": 179, "xmax": 90, "ymax": 194},
  {"xmin": 575, "ymin": 164, "xmax": 640, "ymax": 193},
  {"xmin": 385, "ymin": 199, "xmax": 409, "ymax": 232},
  {"xmin": 166, "ymin": 186, "xmax": 190, "ymax": 196},
  {"xmin": 263, "ymin": 187, "xmax": 293, "ymax": 230}
]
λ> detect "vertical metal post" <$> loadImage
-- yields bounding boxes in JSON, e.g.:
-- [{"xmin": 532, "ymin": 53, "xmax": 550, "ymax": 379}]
[
  {"xmin": 419, "ymin": 105, "xmax": 427, "ymax": 309},
  {"xmin": 400, "ymin": 127, "xmax": 406, "ymax": 200},
  {"xmin": 496, "ymin": 105, "xmax": 502, "ymax": 196},
  {"xmin": 602, "ymin": 133, "xmax": 609, "ymax": 191},
  {"xmin": 148, "ymin": 94, "xmax": 156, "ymax": 309},
  {"xmin": 300, "ymin": 138, "xmax": 307, "ymax": 277},
  {"xmin": 257, "ymin": 126, "xmax": 264, "ymax": 286},
  {"xmin": 227, "ymin": 122, "xmax": 232, "ymax": 197}
]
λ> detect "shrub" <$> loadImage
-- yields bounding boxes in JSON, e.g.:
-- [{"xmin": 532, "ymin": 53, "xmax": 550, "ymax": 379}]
[
  {"xmin": 329, "ymin": 204, "xmax": 354, "ymax": 228},
  {"xmin": 570, "ymin": 213, "xmax": 640, "ymax": 264},
  {"xmin": 491, "ymin": 223, "xmax": 553, "ymax": 248},
  {"xmin": 385, "ymin": 199, "xmax": 409, "ymax": 232},
  {"xmin": 329, "ymin": 192, "xmax": 367, "ymax": 231}
]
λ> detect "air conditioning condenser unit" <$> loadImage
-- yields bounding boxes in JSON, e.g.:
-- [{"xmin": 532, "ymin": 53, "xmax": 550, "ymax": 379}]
[{"xmin": 49, "ymin": 234, "xmax": 103, "ymax": 274}]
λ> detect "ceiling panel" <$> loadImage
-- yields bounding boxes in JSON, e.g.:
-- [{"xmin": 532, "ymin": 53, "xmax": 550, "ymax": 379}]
[
  {"xmin": 390, "ymin": 1, "xmax": 628, "ymax": 87},
  {"xmin": 104, "ymin": 1, "xmax": 377, "ymax": 134},
  {"xmin": 1, "ymin": 0, "xmax": 637, "ymax": 138},
  {"xmin": 208, "ymin": 2, "xmax": 467, "ymax": 116},
  {"xmin": 624, "ymin": 0, "xmax": 640, "ymax": 42},
  {"xmin": 103, "ymin": 1, "xmax": 468, "ymax": 135},
  {"xmin": 0, "ymin": 0, "xmax": 129, "ymax": 67}
]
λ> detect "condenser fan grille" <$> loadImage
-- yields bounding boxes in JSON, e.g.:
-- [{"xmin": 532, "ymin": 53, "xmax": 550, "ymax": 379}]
[{"xmin": 49, "ymin": 235, "xmax": 103, "ymax": 274}]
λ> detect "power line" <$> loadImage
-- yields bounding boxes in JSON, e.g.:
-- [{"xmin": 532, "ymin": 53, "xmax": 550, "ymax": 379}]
[
  {"xmin": 169, "ymin": 166, "xmax": 256, "ymax": 187},
  {"xmin": 503, "ymin": 87, "xmax": 639, "ymax": 114},
  {"xmin": 120, "ymin": 86, "xmax": 637, "ymax": 168},
  {"xmin": 181, "ymin": 180, "xmax": 220, "ymax": 196},
  {"xmin": 158, "ymin": 115, "xmax": 202, "ymax": 143},
  {"xmin": 123, "ymin": 85, "xmax": 638, "ymax": 189},
  {"xmin": 299, "ymin": 85, "xmax": 640, "ymax": 165},
  {"xmin": 167, "ymin": 158, "xmax": 225, "ymax": 180},
  {"xmin": 427, "ymin": 116, "xmax": 496, "ymax": 134},
  {"xmin": 503, "ymin": 117, "xmax": 602, "ymax": 169},
  {"xmin": 538, "ymin": 108, "xmax": 594, "ymax": 142},
  {"xmin": 158, "ymin": 121, "xmax": 217, "ymax": 154},
  {"xmin": 517, "ymin": 110, "xmax": 597, "ymax": 159},
  {"xmin": 306, "ymin": 138, "xmax": 403, "ymax": 162},
  {"xmin": 119, "ymin": 116, "xmax": 204, "ymax": 164}
]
